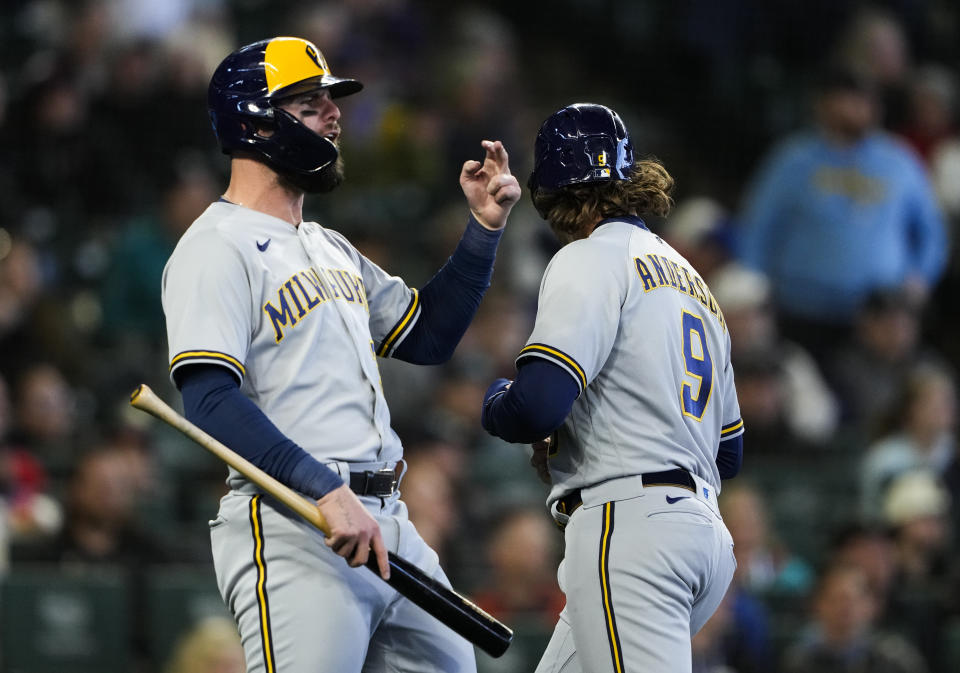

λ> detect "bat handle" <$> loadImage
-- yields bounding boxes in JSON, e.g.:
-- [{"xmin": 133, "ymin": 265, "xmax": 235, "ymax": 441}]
[{"xmin": 130, "ymin": 384, "xmax": 331, "ymax": 533}]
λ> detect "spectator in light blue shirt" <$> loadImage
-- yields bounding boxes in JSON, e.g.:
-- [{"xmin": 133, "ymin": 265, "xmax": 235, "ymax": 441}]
[{"xmin": 737, "ymin": 66, "xmax": 947, "ymax": 363}]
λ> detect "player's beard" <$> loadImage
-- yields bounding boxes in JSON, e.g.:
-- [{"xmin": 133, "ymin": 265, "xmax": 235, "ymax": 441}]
[{"xmin": 280, "ymin": 155, "xmax": 345, "ymax": 194}]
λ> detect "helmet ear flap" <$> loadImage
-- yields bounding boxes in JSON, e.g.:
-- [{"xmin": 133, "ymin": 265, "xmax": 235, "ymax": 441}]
[
  {"xmin": 208, "ymin": 37, "xmax": 357, "ymax": 174},
  {"xmin": 261, "ymin": 108, "xmax": 338, "ymax": 173},
  {"xmin": 210, "ymin": 113, "xmax": 248, "ymax": 153}
]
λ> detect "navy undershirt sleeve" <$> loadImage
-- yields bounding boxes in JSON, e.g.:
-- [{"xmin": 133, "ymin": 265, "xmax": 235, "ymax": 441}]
[
  {"xmin": 481, "ymin": 359, "xmax": 580, "ymax": 443},
  {"xmin": 393, "ymin": 214, "xmax": 503, "ymax": 364},
  {"xmin": 484, "ymin": 357, "xmax": 744, "ymax": 477},
  {"xmin": 716, "ymin": 435, "xmax": 743, "ymax": 479},
  {"xmin": 178, "ymin": 365, "xmax": 344, "ymax": 498}
]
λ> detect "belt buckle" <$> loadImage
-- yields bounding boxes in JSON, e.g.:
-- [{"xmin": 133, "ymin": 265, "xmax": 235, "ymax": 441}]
[{"xmin": 365, "ymin": 467, "xmax": 398, "ymax": 497}]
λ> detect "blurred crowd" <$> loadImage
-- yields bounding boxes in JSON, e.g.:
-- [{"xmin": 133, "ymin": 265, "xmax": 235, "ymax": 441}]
[{"xmin": 2, "ymin": 1, "xmax": 960, "ymax": 672}]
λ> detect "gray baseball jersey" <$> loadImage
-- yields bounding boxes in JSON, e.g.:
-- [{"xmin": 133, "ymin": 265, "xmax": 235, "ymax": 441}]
[
  {"xmin": 517, "ymin": 219, "xmax": 743, "ymax": 505},
  {"xmin": 162, "ymin": 201, "xmax": 475, "ymax": 673},
  {"xmin": 520, "ymin": 218, "xmax": 740, "ymax": 673},
  {"xmin": 162, "ymin": 201, "xmax": 418, "ymax": 490}
]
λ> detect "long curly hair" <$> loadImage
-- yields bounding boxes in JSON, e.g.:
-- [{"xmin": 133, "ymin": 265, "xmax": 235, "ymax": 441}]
[{"xmin": 531, "ymin": 159, "xmax": 675, "ymax": 244}]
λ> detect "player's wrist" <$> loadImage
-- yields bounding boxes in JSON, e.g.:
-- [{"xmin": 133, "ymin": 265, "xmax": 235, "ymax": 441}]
[
  {"xmin": 304, "ymin": 463, "xmax": 346, "ymax": 499},
  {"xmin": 468, "ymin": 209, "xmax": 503, "ymax": 232},
  {"xmin": 459, "ymin": 212, "xmax": 503, "ymax": 257}
]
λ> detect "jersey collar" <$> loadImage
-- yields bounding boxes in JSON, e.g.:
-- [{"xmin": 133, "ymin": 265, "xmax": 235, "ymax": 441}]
[{"xmin": 596, "ymin": 215, "xmax": 649, "ymax": 231}]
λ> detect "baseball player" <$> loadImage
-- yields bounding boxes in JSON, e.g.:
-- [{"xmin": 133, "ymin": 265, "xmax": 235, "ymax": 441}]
[
  {"xmin": 161, "ymin": 37, "xmax": 520, "ymax": 673},
  {"xmin": 480, "ymin": 104, "xmax": 744, "ymax": 673}
]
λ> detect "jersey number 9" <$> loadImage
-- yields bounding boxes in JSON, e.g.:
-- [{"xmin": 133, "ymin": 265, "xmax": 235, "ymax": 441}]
[{"xmin": 680, "ymin": 311, "xmax": 713, "ymax": 420}]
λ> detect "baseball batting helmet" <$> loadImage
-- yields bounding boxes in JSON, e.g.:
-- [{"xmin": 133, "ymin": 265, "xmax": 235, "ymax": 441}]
[
  {"xmin": 208, "ymin": 36, "xmax": 362, "ymax": 178},
  {"xmin": 527, "ymin": 103, "xmax": 634, "ymax": 193}
]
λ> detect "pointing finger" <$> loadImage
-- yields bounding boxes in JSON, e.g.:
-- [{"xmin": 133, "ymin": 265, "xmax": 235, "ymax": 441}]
[
  {"xmin": 483, "ymin": 140, "xmax": 511, "ymax": 176},
  {"xmin": 495, "ymin": 142, "xmax": 511, "ymax": 175},
  {"xmin": 371, "ymin": 533, "xmax": 390, "ymax": 580}
]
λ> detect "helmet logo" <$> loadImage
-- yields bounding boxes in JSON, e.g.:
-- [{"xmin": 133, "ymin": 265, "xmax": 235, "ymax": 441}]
[
  {"xmin": 305, "ymin": 44, "xmax": 323, "ymax": 69},
  {"xmin": 529, "ymin": 103, "xmax": 633, "ymax": 191}
]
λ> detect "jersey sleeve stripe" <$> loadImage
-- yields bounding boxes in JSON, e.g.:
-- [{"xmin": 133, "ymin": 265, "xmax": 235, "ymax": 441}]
[
  {"xmin": 170, "ymin": 350, "xmax": 245, "ymax": 380},
  {"xmin": 516, "ymin": 344, "xmax": 587, "ymax": 392},
  {"xmin": 721, "ymin": 418, "xmax": 744, "ymax": 438},
  {"xmin": 383, "ymin": 303, "xmax": 421, "ymax": 358},
  {"xmin": 377, "ymin": 289, "xmax": 419, "ymax": 357}
]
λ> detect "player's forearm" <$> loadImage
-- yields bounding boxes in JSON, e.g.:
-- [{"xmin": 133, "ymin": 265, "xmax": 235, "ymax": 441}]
[
  {"xmin": 393, "ymin": 214, "xmax": 503, "ymax": 364},
  {"xmin": 715, "ymin": 435, "xmax": 743, "ymax": 479},
  {"xmin": 179, "ymin": 365, "xmax": 344, "ymax": 497},
  {"xmin": 481, "ymin": 360, "xmax": 579, "ymax": 443}
]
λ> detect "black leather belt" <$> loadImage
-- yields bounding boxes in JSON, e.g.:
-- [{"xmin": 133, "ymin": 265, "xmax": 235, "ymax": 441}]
[
  {"xmin": 349, "ymin": 468, "xmax": 399, "ymax": 498},
  {"xmin": 556, "ymin": 469, "xmax": 696, "ymax": 517}
]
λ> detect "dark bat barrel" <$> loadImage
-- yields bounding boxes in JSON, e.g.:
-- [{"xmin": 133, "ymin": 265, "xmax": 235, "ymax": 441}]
[{"xmin": 366, "ymin": 552, "xmax": 513, "ymax": 657}]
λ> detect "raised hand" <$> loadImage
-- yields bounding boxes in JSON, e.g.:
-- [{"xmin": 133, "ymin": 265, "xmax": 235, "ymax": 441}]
[{"xmin": 460, "ymin": 140, "xmax": 522, "ymax": 231}]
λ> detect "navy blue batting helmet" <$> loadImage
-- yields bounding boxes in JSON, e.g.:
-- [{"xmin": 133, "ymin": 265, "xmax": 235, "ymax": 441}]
[
  {"xmin": 208, "ymin": 36, "xmax": 362, "ymax": 178},
  {"xmin": 528, "ymin": 103, "xmax": 634, "ymax": 194}
]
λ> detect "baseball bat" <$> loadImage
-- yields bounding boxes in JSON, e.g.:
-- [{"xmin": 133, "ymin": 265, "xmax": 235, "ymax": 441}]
[{"xmin": 129, "ymin": 384, "xmax": 512, "ymax": 657}]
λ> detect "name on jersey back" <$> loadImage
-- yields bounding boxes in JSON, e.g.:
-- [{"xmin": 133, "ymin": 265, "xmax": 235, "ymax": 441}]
[{"xmin": 634, "ymin": 254, "xmax": 726, "ymax": 332}]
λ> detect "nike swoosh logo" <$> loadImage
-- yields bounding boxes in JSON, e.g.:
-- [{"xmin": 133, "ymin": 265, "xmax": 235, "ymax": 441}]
[
  {"xmin": 256, "ymin": 239, "xmax": 271, "ymax": 252},
  {"xmin": 665, "ymin": 495, "xmax": 690, "ymax": 504}
]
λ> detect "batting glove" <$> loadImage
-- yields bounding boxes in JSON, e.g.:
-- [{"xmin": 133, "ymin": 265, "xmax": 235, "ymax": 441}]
[{"xmin": 481, "ymin": 378, "xmax": 512, "ymax": 433}]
